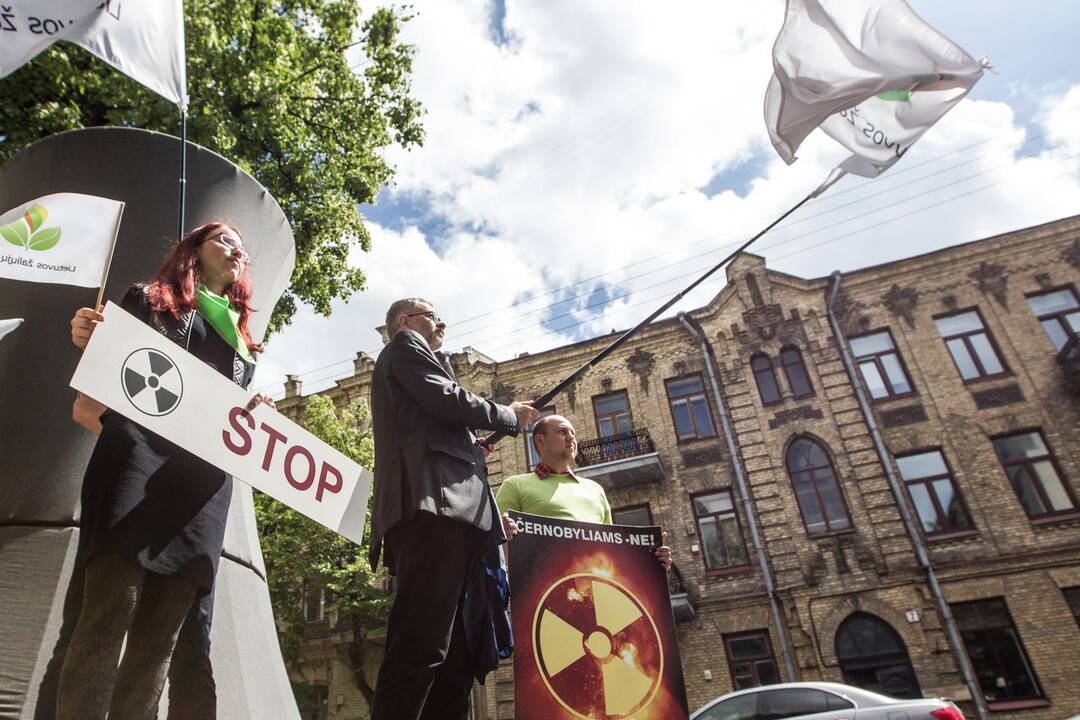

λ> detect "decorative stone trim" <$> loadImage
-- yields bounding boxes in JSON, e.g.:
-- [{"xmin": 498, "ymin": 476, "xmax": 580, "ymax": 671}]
[
  {"xmin": 768, "ymin": 405, "xmax": 824, "ymax": 429},
  {"xmin": 968, "ymin": 260, "xmax": 1009, "ymax": 309},
  {"xmin": 882, "ymin": 284, "xmax": 919, "ymax": 328},
  {"xmin": 879, "ymin": 404, "xmax": 929, "ymax": 428},
  {"xmin": 681, "ymin": 445, "xmax": 724, "ymax": 468},
  {"xmin": 625, "ymin": 347, "xmax": 656, "ymax": 393},
  {"xmin": 971, "ymin": 383, "xmax": 1025, "ymax": 409}
]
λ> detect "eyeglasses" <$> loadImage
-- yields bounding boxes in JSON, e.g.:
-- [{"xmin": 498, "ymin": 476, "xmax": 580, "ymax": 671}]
[
  {"xmin": 406, "ymin": 310, "xmax": 442, "ymax": 324},
  {"xmin": 211, "ymin": 233, "xmax": 250, "ymax": 265}
]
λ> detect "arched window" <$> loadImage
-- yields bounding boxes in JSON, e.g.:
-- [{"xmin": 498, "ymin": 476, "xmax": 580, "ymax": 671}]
[
  {"xmin": 835, "ymin": 613, "xmax": 921, "ymax": 699},
  {"xmin": 786, "ymin": 437, "xmax": 850, "ymax": 535},
  {"xmin": 780, "ymin": 346, "xmax": 813, "ymax": 398},
  {"xmin": 751, "ymin": 354, "xmax": 781, "ymax": 405}
]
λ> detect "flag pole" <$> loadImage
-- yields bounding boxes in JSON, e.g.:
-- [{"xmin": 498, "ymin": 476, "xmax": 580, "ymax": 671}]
[
  {"xmin": 481, "ymin": 185, "xmax": 824, "ymax": 447},
  {"xmin": 177, "ymin": 110, "xmax": 188, "ymax": 241},
  {"xmin": 94, "ymin": 202, "xmax": 126, "ymax": 309}
]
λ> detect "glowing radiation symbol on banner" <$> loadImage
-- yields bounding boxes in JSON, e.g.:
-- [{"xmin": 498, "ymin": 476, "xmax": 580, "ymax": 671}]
[
  {"xmin": 532, "ymin": 572, "xmax": 663, "ymax": 719},
  {"xmin": 121, "ymin": 348, "xmax": 183, "ymax": 416}
]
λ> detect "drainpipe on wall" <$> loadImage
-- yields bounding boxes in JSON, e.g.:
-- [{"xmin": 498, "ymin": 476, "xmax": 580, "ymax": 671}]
[
  {"xmin": 677, "ymin": 312, "xmax": 798, "ymax": 682},
  {"xmin": 826, "ymin": 271, "xmax": 989, "ymax": 720}
]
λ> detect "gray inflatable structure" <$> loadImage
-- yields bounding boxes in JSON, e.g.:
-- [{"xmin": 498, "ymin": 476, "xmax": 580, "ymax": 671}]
[{"xmin": 0, "ymin": 128, "xmax": 300, "ymax": 719}]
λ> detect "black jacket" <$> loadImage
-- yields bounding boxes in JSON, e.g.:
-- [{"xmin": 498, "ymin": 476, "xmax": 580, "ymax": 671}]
[{"xmin": 369, "ymin": 329, "xmax": 519, "ymax": 571}]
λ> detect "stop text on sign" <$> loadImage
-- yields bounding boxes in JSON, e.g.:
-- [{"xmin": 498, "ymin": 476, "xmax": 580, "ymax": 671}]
[{"xmin": 223, "ymin": 407, "xmax": 344, "ymax": 502}]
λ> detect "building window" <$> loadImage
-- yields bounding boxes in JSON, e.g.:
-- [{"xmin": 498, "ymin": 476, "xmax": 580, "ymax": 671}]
[
  {"xmin": 835, "ymin": 612, "xmax": 921, "ymax": 698},
  {"xmin": 751, "ymin": 354, "xmax": 782, "ymax": 405},
  {"xmin": 779, "ymin": 346, "xmax": 814, "ymax": 398},
  {"xmin": 525, "ymin": 406, "xmax": 556, "ymax": 469},
  {"xmin": 934, "ymin": 309, "xmax": 1007, "ymax": 381},
  {"xmin": 303, "ymin": 582, "xmax": 325, "ymax": 623},
  {"xmin": 593, "ymin": 390, "xmax": 634, "ymax": 461},
  {"xmin": 593, "ymin": 391, "xmax": 632, "ymax": 437},
  {"xmin": 952, "ymin": 598, "xmax": 1043, "ymax": 703},
  {"xmin": 849, "ymin": 330, "xmax": 913, "ymax": 399},
  {"xmin": 1064, "ymin": 587, "xmax": 1080, "ymax": 630},
  {"xmin": 992, "ymin": 431, "xmax": 1077, "ymax": 518},
  {"xmin": 786, "ymin": 438, "xmax": 851, "ymax": 536},
  {"xmin": 724, "ymin": 631, "xmax": 780, "ymax": 690},
  {"xmin": 692, "ymin": 490, "xmax": 749, "ymax": 570},
  {"xmin": 292, "ymin": 683, "xmax": 329, "ymax": 720},
  {"xmin": 895, "ymin": 450, "xmax": 973, "ymax": 536},
  {"xmin": 1026, "ymin": 287, "xmax": 1080, "ymax": 352},
  {"xmin": 665, "ymin": 374, "xmax": 716, "ymax": 441},
  {"xmin": 612, "ymin": 504, "xmax": 653, "ymax": 527}
]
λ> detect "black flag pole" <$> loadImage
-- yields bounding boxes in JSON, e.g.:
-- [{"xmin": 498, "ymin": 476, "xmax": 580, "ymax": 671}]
[
  {"xmin": 481, "ymin": 188, "xmax": 819, "ymax": 448},
  {"xmin": 177, "ymin": 110, "xmax": 188, "ymax": 240}
]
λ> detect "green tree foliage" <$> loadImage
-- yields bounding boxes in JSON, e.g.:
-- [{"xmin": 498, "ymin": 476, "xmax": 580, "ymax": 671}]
[
  {"xmin": 0, "ymin": 1, "xmax": 424, "ymax": 331},
  {"xmin": 253, "ymin": 394, "xmax": 389, "ymax": 706}
]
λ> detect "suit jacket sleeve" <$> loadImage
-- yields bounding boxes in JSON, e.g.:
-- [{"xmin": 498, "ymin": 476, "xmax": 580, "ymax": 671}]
[{"xmin": 390, "ymin": 331, "xmax": 520, "ymax": 435}]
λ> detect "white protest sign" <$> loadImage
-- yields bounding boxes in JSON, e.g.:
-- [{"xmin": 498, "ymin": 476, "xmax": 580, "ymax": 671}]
[{"xmin": 70, "ymin": 302, "xmax": 370, "ymax": 544}]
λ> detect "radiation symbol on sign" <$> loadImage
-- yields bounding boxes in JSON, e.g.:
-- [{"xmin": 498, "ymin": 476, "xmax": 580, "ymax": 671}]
[
  {"xmin": 532, "ymin": 572, "xmax": 663, "ymax": 719},
  {"xmin": 121, "ymin": 348, "xmax": 183, "ymax": 416}
]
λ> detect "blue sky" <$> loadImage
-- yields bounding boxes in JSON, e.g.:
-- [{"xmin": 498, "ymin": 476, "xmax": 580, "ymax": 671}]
[{"xmin": 254, "ymin": 0, "xmax": 1080, "ymax": 395}]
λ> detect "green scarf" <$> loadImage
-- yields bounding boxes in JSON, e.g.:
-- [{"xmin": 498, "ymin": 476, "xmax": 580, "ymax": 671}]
[{"xmin": 196, "ymin": 286, "xmax": 255, "ymax": 363}]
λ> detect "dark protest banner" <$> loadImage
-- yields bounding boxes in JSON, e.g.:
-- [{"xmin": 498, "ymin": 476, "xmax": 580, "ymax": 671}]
[{"xmin": 508, "ymin": 511, "xmax": 689, "ymax": 720}]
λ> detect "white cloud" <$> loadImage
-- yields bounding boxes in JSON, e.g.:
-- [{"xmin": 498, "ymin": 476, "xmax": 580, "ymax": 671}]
[{"xmin": 255, "ymin": 1, "xmax": 1080, "ymax": 397}]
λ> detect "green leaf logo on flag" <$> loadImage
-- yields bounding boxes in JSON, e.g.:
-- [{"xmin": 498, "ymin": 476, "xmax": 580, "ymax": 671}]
[{"xmin": 0, "ymin": 203, "xmax": 61, "ymax": 251}]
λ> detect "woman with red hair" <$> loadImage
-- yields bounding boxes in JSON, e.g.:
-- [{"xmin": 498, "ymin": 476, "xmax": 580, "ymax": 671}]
[{"xmin": 59, "ymin": 222, "xmax": 274, "ymax": 719}]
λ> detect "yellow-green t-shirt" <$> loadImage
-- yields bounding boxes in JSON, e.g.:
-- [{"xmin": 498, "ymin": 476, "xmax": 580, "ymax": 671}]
[{"xmin": 496, "ymin": 471, "xmax": 612, "ymax": 525}]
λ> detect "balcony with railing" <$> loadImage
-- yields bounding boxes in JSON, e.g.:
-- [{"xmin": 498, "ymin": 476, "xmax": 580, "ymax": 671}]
[
  {"xmin": 1059, "ymin": 335, "xmax": 1080, "ymax": 396},
  {"xmin": 574, "ymin": 428, "xmax": 665, "ymax": 490}
]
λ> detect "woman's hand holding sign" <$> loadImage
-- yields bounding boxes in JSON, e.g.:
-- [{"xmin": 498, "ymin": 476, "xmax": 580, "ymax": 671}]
[{"xmin": 71, "ymin": 304, "xmax": 104, "ymax": 349}]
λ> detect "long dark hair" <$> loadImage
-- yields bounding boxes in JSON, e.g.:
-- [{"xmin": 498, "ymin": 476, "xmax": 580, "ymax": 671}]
[{"xmin": 143, "ymin": 222, "xmax": 258, "ymax": 352}]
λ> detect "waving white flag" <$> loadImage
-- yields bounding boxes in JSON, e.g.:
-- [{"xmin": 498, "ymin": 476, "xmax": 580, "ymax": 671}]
[
  {"xmin": 764, "ymin": 0, "xmax": 986, "ymax": 180},
  {"xmin": 0, "ymin": 193, "xmax": 124, "ymax": 288},
  {"xmin": 0, "ymin": 0, "xmax": 186, "ymax": 109},
  {"xmin": 0, "ymin": 319, "xmax": 24, "ymax": 343}
]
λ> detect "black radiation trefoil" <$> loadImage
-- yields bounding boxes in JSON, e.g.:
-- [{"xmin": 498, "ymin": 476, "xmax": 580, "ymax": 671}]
[{"xmin": 121, "ymin": 348, "xmax": 183, "ymax": 416}]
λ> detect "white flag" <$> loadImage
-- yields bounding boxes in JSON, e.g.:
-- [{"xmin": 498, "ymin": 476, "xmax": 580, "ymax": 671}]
[
  {"xmin": 0, "ymin": 1, "xmax": 186, "ymax": 109},
  {"xmin": 764, "ymin": 0, "xmax": 986, "ymax": 179},
  {"xmin": 0, "ymin": 193, "xmax": 124, "ymax": 288},
  {"xmin": 0, "ymin": 319, "xmax": 24, "ymax": 343}
]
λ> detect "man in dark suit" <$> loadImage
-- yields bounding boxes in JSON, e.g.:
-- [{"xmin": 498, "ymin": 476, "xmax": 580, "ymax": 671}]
[{"xmin": 369, "ymin": 297, "xmax": 538, "ymax": 720}]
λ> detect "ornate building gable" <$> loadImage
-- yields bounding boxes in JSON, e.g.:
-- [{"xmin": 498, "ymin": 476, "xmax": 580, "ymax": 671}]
[{"xmin": 731, "ymin": 305, "xmax": 813, "ymax": 357}]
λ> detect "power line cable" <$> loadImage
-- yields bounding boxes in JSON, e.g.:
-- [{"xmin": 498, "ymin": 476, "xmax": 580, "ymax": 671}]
[
  {"xmin": 470, "ymin": 148, "xmax": 1080, "ymax": 357},
  {"xmin": 253, "ymin": 124, "xmax": 1070, "ymax": 393},
  {"xmin": 449, "ymin": 140, "xmax": 1068, "ymax": 351},
  {"xmin": 443, "ymin": 121, "xmax": 1055, "ymax": 330},
  {"xmin": 442, "ymin": 129, "xmax": 1052, "ymax": 341}
]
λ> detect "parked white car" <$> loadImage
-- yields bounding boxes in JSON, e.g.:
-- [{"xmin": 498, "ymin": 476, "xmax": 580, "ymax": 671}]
[{"xmin": 690, "ymin": 682, "xmax": 965, "ymax": 720}]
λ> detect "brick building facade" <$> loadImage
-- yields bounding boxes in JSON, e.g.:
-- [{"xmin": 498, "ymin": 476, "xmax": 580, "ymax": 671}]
[{"xmin": 276, "ymin": 215, "xmax": 1080, "ymax": 719}]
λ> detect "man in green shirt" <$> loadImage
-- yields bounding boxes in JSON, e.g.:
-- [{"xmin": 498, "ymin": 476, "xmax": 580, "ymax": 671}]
[{"xmin": 497, "ymin": 415, "xmax": 672, "ymax": 570}]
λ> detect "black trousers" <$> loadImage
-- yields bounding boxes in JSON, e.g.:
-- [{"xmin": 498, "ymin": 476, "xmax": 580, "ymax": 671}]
[
  {"xmin": 37, "ymin": 540, "xmax": 217, "ymax": 720},
  {"xmin": 372, "ymin": 512, "xmax": 487, "ymax": 720}
]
